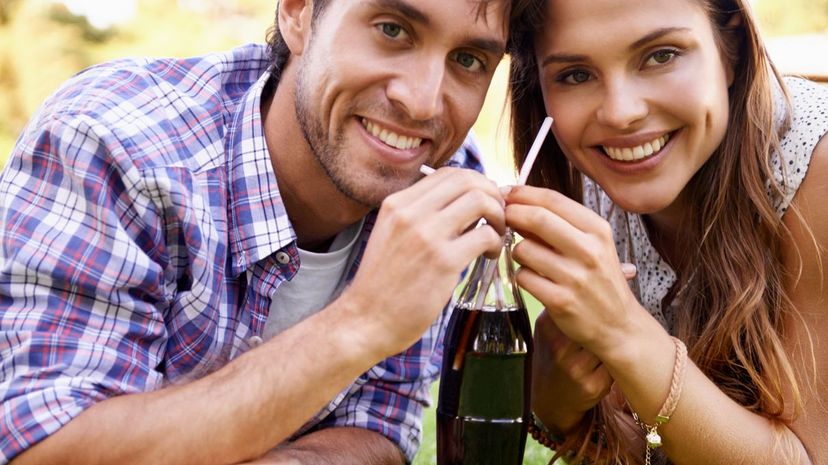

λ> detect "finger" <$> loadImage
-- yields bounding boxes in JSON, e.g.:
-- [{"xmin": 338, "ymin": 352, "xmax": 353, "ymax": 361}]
[
  {"xmin": 576, "ymin": 348, "xmax": 604, "ymax": 373},
  {"xmin": 409, "ymin": 167, "xmax": 503, "ymax": 213},
  {"xmin": 621, "ymin": 262, "xmax": 637, "ymax": 280},
  {"xmin": 436, "ymin": 189, "xmax": 506, "ymax": 238},
  {"xmin": 512, "ymin": 236, "xmax": 581, "ymax": 286},
  {"xmin": 516, "ymin": 267, "xmax": 573, "ymax": 314},
  {"xmin": 582, "ymin": 365, "xmax": 614, "ymax": 400},
  {"xmin": 558, "ymin": 345, "xmax": 602, "ymax": 378},
  {"xmin": 535, "ymin": 314, "xmax": 580, "ymax": 362},
  {"xmin": 506, "ymin": 203, "xmax": 587, "ymax": 259},
  {"xmin": 591, "ymin": 365, "xmax": 613, "ymax": 386},
  {"xmin": 446, "ymin": 223, "xmax": 503, "ymax": 267},
  {"xmin": 506, "ymin": 185, "xmax": 607, "ymax": 234}
]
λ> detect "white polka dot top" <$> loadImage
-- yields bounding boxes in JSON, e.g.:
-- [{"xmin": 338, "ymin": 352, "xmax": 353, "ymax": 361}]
[{"xmin": 582, "ymin": 77, "xmax": 828, "ymax": 331}]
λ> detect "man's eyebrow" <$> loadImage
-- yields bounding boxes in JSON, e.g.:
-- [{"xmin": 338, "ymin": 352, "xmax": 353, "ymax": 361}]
[
  {"xmin": 368, "ymin": 0, "xmax": 506, "ymax": 56},
  {"xmin": 369, "ymin": 0, "xmax": 429, "ymax": 25},
  {"xmin": 467, "ymin": 37, "xmax": 507, "ymax": 57},
  {"xmin": 540, "ymin": 27, "xmax": 692, "ymax": 68}
]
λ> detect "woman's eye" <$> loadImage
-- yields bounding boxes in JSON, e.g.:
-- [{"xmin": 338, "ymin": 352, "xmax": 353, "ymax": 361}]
[
  {"xmin": 454, "ymin": 52, "xmax": 484, "ymax": 72},
  {"xmin": 646, "ymin": 49, "xmax": 679, "ymax": 66},
  {"xmin": 557, "ymin": 69, "xmax": 592, "ymax": 85}
]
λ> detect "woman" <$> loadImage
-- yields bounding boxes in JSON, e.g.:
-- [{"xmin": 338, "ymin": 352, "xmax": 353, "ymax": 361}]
[{"xmin": 503, "ymin": 0, "xmax": 828, "ymax": 463}]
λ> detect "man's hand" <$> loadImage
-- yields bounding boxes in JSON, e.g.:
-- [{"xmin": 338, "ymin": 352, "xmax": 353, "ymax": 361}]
[
  {"xmin": 10, "ymin": 170, "xmax": 504, "ymax": 465},
  {"xmin": 340, "ymin": 167, "xmax": 506, "ymax": 358}
]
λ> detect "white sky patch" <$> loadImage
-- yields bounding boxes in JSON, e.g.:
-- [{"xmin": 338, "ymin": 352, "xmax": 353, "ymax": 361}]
[{"xmin": 59, "ymin": 0, "xmax": 137, "ymax": 30}]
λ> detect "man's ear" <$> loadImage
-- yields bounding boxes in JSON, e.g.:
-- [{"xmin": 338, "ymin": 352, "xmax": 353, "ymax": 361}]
[{"xmin": 278, "ymin": 0, "xmax": 314, "ymax": 56}]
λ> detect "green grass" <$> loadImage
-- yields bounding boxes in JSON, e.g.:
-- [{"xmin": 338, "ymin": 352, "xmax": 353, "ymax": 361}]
[{"xmin": 412, "ymin": 292, "xmax": 561, "ymax": 465}]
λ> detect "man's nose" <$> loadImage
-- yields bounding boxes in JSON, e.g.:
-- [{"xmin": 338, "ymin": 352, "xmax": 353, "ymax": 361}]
[
  {"xmin": 386, "ymin": 55, "xmax": 446, "ymax": 121},
  {"xmin": 596, "ymin": 77, "xmax": 649, "ymax": 130}
]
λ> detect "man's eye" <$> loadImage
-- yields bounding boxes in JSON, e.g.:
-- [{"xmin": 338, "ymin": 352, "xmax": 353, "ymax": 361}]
[
  {"xmin": 557, "ymin": 69, "xmax": 592, "ymax": 85},
  {"xmin": 380, "ymin": 22, "xmax": 403, "ymax": 39},
  {"xmin": 454, "ymin": 52, "xmax": 484, "ymax": 72}
]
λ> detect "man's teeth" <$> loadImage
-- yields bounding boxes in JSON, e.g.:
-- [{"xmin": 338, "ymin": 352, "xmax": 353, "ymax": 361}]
[
  {"xmin": 603, "ymin": 134, "xmax": 670, "ymax": 162},
  {"xmin": 362, "ymin": 118, "xmax": 423, "ymax": 150}
]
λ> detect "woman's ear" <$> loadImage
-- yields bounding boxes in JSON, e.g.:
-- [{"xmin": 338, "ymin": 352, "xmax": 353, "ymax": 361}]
[
  {"xmin": 722, "ymin": 12, "xmax": 744, "ymax": 86},
  {"xmin": 278, "ymin": 0, "xmax": 314, "ymax": 56}
]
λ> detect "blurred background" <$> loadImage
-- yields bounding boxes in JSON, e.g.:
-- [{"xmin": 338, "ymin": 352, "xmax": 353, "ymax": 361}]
[
  {"xmin": 0, "ymin": 1, "xmax": 825, "ymax": 463},
  {"xmin": 1, "ymin": 0, "xmax": 826, "ymax": 179}
]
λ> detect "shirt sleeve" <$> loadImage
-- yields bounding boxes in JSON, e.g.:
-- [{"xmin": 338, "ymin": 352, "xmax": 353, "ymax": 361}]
[
  {"xmin": 311, "ymin": 134, "xmax": 486, "ymax": 462},
  {"xmin": 445, "ymin": 131, "xmax": 485, "ymax": 174},
  {"xmin": 313, "ymin": 308, "xmax": 447, "ymax": 464},
  {"xmin": 0, "ymin": 108, "xmax": 168, "ymax": 464}
]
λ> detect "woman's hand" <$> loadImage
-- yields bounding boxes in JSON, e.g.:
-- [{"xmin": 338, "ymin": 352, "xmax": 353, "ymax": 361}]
[
  {"xmin": 505, "ymin": 185, "xmax": 646, "ymax": 356},
  {"xmin": 532, "ymin": 311, "xmax": 613, "ymax": 433}
]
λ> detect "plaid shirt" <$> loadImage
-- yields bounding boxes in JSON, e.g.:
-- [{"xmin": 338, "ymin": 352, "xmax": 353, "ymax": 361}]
[{"xmin": 0, "ymin": 44, "xmax": 483, "ymax": 464}]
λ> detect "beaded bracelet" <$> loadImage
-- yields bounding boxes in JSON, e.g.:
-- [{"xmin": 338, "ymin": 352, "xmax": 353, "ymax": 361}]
[
  {"xmin": 632, "ymin": 337, "xmax": 688, "ymax": 465},
  {"xmin": 527, "ymin": 412, "xmax": 565, "ymax": 450}
]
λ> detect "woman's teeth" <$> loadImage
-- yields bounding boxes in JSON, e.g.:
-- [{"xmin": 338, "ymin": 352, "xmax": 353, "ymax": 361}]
[
  {"xmin": 603, "ymin": 134, "xmax": 670, "ymax": 162},
  {"xmin": 362, "ymin": 118, "xmax": 423, "ymax": 150}
]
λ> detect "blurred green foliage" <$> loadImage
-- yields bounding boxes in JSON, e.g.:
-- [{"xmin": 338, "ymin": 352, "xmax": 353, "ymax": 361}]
[{"xmin": 0, "ymin": 0, "xmax": 275, "ymax": 165}]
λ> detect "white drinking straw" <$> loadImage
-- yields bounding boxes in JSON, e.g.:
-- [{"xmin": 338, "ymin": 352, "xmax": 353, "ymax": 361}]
[
  {"xmin": 516, "ymin": 116, "xmax": 553, "ymax": 186},
  {"xmin": 418, "ymin": 116, "xmax": 552, "ymax": 185}
]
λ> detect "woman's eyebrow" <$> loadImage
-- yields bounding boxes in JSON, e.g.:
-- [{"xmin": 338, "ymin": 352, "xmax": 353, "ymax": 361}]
[
  {"xmin": 629, "ymin": 27, "xmax": 691, "ymax": 50},
  {"xmin": 540, "ymin": 52, "xmax": 588, "ymax": 67},
  {"xmin": 540, "ymin": 27, "xmax": 692, "ymax": 68}
]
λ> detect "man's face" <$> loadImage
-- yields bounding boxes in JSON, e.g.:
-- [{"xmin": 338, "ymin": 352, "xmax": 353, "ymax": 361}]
[{"xmin": 294, "ymin": 0, "xmax": 509, "ymax": 207}]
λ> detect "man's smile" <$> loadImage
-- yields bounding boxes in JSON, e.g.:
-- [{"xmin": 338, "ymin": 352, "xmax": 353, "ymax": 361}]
[{"xmin": 360, "ymin": 117, "xmax": 425, "ymax": 151}]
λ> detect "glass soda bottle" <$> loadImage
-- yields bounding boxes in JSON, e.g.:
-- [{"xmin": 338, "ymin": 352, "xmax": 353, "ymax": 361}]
[{"xmin": 436, "ymin": 231, "xmax": 533, "ymax": 465}]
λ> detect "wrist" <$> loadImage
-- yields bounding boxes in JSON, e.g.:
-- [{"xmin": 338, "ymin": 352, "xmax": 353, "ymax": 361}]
[
  {"xmin": 330, "ymin": 289, "xmax": 397, "ymax": 362},
  {"xmin": 528, "ymin": 412, "xmax": 566, "ymax": 450},
  {"xmin": 597, "ymin": 304, "xmax": 672, "ymax": 373},
  {"xmin": 630, "ymin": 337, "xmax": 688, "ymax": 462},
  {"xmin": 532, "ymin": 407, "xmax": 585, "ymax": 437}
]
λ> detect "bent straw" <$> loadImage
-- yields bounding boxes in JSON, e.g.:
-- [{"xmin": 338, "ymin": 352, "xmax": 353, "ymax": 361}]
[{"xmin": 517, "ymin": 116, "xmax": 553, "ymax": 186}]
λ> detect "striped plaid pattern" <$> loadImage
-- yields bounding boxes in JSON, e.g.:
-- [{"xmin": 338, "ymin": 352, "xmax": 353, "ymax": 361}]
[{"xmin": 0, "ymin": 44, "xmax": 483, "ymax": 463}]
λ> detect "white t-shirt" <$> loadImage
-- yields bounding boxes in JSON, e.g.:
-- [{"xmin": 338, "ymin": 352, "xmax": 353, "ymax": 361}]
[{"xmin": 259, "ymin": 219, "xmax": 364, "ymax": 339}]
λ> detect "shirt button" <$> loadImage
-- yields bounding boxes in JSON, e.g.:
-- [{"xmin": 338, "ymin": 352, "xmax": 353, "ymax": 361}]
[
  {"xmin": 275, "ymin": 251, "xmax": 290, "ymax": 265},
  {"xmin": 247, "ymin": 336, "xmax": 263, "ymax": 348}
]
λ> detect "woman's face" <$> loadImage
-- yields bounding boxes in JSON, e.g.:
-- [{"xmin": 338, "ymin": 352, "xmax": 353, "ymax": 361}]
[{"xmin": 535, "ymin": 0, "xmax": 733, "ymax": 219}]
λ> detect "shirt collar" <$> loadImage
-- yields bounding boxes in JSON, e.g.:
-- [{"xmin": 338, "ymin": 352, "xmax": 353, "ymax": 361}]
[{"xmin": 226, "ymin": 69, "xmax": 296, "ymax": 276}]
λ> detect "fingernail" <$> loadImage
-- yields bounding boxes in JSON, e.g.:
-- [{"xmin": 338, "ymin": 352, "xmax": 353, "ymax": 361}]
[
  {"xmin": 499, "ymin": 185, "xmax": 513, "ymax": 197},
  {"xmin": 419, "ymin": 165, "xmax": 436, "ymax": 176},
  {"xmin": 621, "ymin": 262, "xmax": 637, "ymax": 279}
]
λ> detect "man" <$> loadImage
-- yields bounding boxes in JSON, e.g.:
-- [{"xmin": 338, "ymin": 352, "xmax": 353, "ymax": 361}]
[{"xmin": 0, "ymin": 0, "xmax": 530, "ymax": 463}]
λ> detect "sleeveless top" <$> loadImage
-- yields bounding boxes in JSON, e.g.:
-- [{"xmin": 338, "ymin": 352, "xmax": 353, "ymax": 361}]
[{"xmin": 582, "ymin": 77, "xmax": 828, "ymax": 332}]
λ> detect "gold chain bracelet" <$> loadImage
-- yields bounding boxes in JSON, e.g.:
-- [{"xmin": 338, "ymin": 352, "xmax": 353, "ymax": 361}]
[{"xmin": 632, "ymin": 337, "xmax": 688, "ymax": 465}]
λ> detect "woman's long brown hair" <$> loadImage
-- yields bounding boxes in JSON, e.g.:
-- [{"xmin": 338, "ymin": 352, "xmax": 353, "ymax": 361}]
[{"xmin": 509, "ymin": 1, "xmax": 808, "ymax": 463}]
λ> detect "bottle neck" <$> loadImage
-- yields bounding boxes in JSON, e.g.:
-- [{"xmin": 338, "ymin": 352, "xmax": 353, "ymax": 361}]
[{"xmin": 457, "ymin": 232, "xmax": 524, "ymax": 311}]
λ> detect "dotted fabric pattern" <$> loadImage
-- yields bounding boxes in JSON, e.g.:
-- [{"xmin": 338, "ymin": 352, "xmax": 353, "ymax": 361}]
[{"xmin": 582, "ymin": 77, "xmax": 828, "ymax": 331}]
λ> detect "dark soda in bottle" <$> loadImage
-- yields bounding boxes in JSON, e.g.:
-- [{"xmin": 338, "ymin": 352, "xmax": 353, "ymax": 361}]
[{"xmin": 437, "ymin": 231, "xmax": 533, "ymax": 465}]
